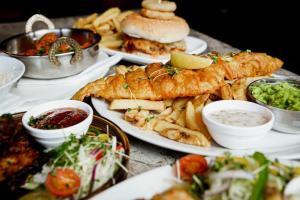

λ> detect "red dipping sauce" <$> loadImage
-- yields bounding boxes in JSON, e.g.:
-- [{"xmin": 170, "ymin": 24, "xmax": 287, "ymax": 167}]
[{"xmin": 29, "ymin": 108, "xmax": 88, "ymax": 130}]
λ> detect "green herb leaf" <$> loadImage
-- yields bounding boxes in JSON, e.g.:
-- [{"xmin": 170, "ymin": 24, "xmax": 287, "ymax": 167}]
[
  {"xmin": 164, "ymin": 64, "xmax": 178, "ymax": 76},
  {"xmin": 88, "ymin": 127, "xmax": 102, "ymax": 135},
  {"xmin": 211, "ymin": 56, "xmax": 218, "ymax": 63},
  {"xmin": 123, "ymin": 83, "xmax": 129, "ymax": 89},
  {"xmin": 36, "ymin": 47, "xmax": 45, "ymax": 56},
  {"xmin": 188, "ymin": 175, "xmax": 207, "ymax": 197},
  {"xmin": 250, "ymin": 152, "xmax": 269, "ymax": 200},
  {"xmin": 207, "ymin": 52, "xmax": 219, "ymax": 63},
  {"xmin": 28, "ymin": 116, "xmax": 38, "ymax": 126},
  {"xmin": 145, "ymin": 115, "xmax": 155, "ymax": 122}
]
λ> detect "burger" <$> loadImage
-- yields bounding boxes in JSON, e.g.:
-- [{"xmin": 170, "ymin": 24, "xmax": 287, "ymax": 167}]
[{"xmin": 120, "ymin": 0, "xmax": 190, "ymax": 58}]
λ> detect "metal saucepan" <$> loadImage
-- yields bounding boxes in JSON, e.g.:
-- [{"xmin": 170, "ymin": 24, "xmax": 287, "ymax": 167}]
[
  {"xmin": 0, "ymin": 14, "xmax": 101, "ymax": 79},
  {"xmin": 247, "ymin": 76, "xmax": 300, "ymax": 134}
]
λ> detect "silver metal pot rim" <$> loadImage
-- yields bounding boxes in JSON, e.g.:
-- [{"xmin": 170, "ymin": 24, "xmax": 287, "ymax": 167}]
[
  {"xmin": 0, "ymin": 28, "xmax": 101, "ymax": 58},
  {"xmin": 247, "ymin": 76, "xmax": 300, "ymax": 113}
]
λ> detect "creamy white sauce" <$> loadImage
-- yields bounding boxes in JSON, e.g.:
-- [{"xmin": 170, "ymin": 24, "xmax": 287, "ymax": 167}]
[{"xmin": 210, "ymin": 109, "xmax": 269, "ymax": 127}]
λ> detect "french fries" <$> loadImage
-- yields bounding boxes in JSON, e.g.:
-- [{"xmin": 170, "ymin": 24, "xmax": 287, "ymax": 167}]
[
  {"xmin": 185, "ymin": 101, "xmax": 200, "ymax": 131},
  {"xmin": 175, "ymin": 111, "xmax": 186, "ymax": 127},
  {"xmin": 109, "ymin": 99, "xmax": 165, "ymax": 111},
  {"xmin": 220, "ymin": 84, "xmax": 233, "ymax": 100},
  {"xmin": 218, "ymin": 76, "xmax": 269, "ymax": 101},
  {"xmin": 172, "ymin": 98, "xmax": 190, "ymax": 111},
  {"xmin": 192, "ymin": 94, "xmax": 210, "ymax": 108},
  {"xmin": 93, "ymin": 7, "xmax": 121, "ymax": 27},
  {"xmin": 154, "ymin": 120, "xmax": 210, "ymax": 147},
  {"xmin": 231, "ymin": 78, "xmax": 247, "ymax": 100},
  {"xmin": 194, "ymin": 104, "xmax": 211, "ymax": 141},
  {"xmin": 73, "ymin": 8, "xmax": 134, "ymax": 49},
  {"xmin": 114, "ymin": 94, "xmax": 213, "ymax": 147}
]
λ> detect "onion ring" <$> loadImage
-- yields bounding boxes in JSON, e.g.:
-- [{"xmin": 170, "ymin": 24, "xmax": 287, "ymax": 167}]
[
  {"xmin": 141, "ymin": 9, "xmax": 175, "ymax": 20},
  {"xmin": 142, "ymin": 0, "xmax": 176, "ymax": 12}
]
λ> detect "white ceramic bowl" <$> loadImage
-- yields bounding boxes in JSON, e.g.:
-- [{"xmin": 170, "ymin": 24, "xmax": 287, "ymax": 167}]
[
  {"xmin": 35, "ymin": 138, "xmax": 66, "ymax": 149},
  {"xmin": 202, "ymin": 100, "xmax": 274, "ymax": 149},
  {"xmin": 0, "ymin": 56, "xmax": 25, "ymax": 98},
  {"xmin": 22, "ymin": 100, "xmax": 93, "ymax": 148}
]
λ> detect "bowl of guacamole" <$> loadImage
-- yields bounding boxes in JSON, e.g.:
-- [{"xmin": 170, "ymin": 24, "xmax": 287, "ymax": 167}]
[{"xmin": 248, "ymin": 77, "xmax": 300, "ymax": 134}]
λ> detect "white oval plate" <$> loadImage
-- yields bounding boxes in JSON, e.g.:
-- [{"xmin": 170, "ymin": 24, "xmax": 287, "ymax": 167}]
[
  {"xmin": 92, "ymin": 159, "xmax": 300, "ymax": 200},
  {"xmin": 92, "ymin": 98, "xmax": 300, "ymax": 159},
  {"xmin": 101, "ymin": 36, "xmax": 207, "ymax": 65}
]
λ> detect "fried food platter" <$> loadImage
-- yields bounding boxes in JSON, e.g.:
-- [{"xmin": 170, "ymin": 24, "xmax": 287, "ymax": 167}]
[
  {"xmin": 91, "ymin": 97, "xmax": 300, "ymax": 159},
  {"xmin": 69, "ymin": 50, "xmax": 300, "ymax": 159}
]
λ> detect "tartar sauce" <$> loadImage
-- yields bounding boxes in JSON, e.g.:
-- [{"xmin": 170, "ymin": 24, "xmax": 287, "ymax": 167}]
[{"xmin": 210, "ymin": 109, "xmax": 269, "ymax": 127}]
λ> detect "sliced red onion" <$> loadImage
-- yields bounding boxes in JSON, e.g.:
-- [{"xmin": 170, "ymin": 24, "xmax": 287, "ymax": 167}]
[
  {"xmin": 210, "ymin": 170, "xmax": 255, "ymax": 181},
  {"xmin": 91, "ymin": 148, "xmax": 100, "ymax": 155},
  {"xmin": 91, "ymin": 164, "xmax": 98, "ymax": 182},
  {"xmin": 204, "ymin": 180, "xmax": 231, "ymax": 196}
]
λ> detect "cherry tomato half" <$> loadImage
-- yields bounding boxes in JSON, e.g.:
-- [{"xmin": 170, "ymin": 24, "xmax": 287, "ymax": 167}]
[
  {"xmin": 178, "ymin": 154, "xmax": 208, "ymax": 182},
  {"xmin": 45, "ymin": 168, "xmax": 80, "ymax": 197}
]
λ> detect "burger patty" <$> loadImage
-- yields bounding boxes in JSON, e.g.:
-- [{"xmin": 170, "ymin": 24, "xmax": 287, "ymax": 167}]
[{"xmin": 122, "ymin": 35, "xmax": 186, "ymax": 56}]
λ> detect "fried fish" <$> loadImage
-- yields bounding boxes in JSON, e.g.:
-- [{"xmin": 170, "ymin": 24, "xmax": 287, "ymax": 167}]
[{"xmin": 72, "ymin": 52, "xmax": 283, "ymax": 101}]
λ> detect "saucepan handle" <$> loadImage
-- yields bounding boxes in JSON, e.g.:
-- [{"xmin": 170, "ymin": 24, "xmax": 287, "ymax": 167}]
[
  {"xmin": 25, "ymin": 14, "xmax": 55, "ymax": 33},
  {"xmin": 48, "ymin": 37, "xmax": 83, "ymax": 66}
]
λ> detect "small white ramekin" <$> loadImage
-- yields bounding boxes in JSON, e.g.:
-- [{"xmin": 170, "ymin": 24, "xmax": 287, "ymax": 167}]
[
  {"xmin": 202, "ymin": 100, "xmax": 274, "ymax": 149},
  {"xmin": 22, "ymin": 100, "xmax": 93, "ymax": 148},
  {"xmin": 0, "ymin": 56, "xmax": 25, "ymax": 98}
]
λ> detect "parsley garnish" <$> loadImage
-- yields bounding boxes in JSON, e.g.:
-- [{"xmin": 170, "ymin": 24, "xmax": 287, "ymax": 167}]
[
  {"xmin": 123, "ymin": 83, "xmax": 129, "ymax": 89},
  {"xmin": 28, "ymin": 116, "xmax": 39, "ymax": 126},
  {"xmin": 164, "ymin": 64, "xmax": 178, "ymax": 76},
  {"xmin": 36, "ymin": 47, "xmax": 45, "ymax": 56},
  {"xmin": 145, "ymin": 115, "xmax": 155, "ymax": 122},
  {"xmin": 207, "ymin": 52, "xmax": 219, "ymax": 63},
  {"xmin": 137, "ymin": 106, "xmax": 142, "ymax": 111},
  {"xmin": 211, "ymin": 56, "xmax": 218, "ymax": 63}
]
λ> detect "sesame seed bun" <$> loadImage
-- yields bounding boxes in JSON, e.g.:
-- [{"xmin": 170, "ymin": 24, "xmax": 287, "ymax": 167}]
[{"xmin": 121, "ymin": 13, "xmax": 190, "ymax": 43}]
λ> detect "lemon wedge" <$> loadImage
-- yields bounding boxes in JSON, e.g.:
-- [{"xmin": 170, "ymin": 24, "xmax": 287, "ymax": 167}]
[{"xmin": 171, "ymin": 51, "xmax": 213, "ymax": 69}]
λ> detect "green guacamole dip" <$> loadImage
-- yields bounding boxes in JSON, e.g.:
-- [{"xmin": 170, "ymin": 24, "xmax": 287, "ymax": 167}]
[{"xmin": 250, "ymin": 81, "xmax": 300, "ymax": 111}]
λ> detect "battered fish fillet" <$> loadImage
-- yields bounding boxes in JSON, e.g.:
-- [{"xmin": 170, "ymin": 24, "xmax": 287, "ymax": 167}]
[{"xmin": 72, "ymin": 52, "xmax": 283, "ymax": 101}]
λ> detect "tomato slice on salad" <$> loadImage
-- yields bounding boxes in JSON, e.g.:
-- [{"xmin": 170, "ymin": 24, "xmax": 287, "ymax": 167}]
[
  {"xmin": 178, "ymin": 154, "xmax": 208, "ymax": 182},
  {"xmin": 116, "ymin": 144, "xmax": 124, "ymax": 151},
  {"xmin": 45, "ymin": 168, "xmax": 81, "ymax": 197}
]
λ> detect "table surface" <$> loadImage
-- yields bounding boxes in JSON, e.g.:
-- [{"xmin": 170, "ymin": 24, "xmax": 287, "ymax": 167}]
[{"xmin": 0, "ymin": 17, "xmax": 297, "ymax": 178}]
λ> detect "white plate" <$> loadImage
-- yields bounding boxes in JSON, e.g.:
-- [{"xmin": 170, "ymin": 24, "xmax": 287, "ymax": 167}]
[
  {"xmin": 91, "ymin": 165, "xmax": 174, "ymax": 200},
  {"xmin": 92, "ymin": 159, "xmax": 300, "ymax": 200},
  {"xmin": 102, "ymin": 36, "xmax": 207, "ymax": 64},
  {"xmin": 92, "ymin": 98, "xmax": 300, "ymax": 159}
]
